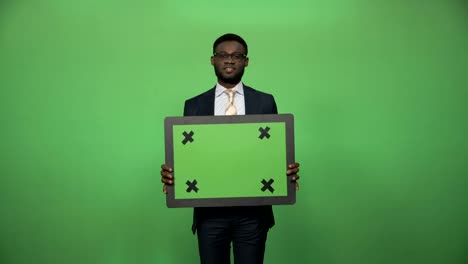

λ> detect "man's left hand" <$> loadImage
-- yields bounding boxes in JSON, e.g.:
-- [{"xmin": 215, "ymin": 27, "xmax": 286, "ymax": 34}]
[{"xmin": 287, "ymin": 162, "xmax": 300, "ymax": 190}]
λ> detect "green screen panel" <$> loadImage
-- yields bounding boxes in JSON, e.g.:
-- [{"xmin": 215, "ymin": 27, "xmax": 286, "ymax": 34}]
[
  {"xmin": 164, "ymin": 114, "xmax": 295, "ymax": 207},
  {"xmin": 174, "ymin": 123, "xmax": 287, "ymax": 198}
]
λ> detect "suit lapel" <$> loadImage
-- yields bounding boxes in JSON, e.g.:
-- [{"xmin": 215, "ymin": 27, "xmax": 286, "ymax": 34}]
[
  {"xmin": 199, "ymin": 87, "xmax": 215, "ymax": 115},
  {"xmin": 244, "ymin": 85, "xmax": 258, "ymax": 115}
]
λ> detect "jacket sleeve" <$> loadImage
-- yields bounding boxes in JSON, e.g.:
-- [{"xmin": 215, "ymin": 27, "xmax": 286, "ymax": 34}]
[{"xmin": 271, "ymin": 95, "xmax": 278, "ymax": 114}]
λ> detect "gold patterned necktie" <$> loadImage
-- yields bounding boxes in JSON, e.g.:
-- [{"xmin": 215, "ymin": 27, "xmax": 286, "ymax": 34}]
[{"xmin": 224, "ymin": 88, "xmax": 237, "ymax": 115}]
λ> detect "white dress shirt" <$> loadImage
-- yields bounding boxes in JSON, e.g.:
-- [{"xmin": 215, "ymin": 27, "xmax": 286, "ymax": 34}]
[{"xmin": 214, "ymin": 82, "xmax": 246, "ymax": 116}]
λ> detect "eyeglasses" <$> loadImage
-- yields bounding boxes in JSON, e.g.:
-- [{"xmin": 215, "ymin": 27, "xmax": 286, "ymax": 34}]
[{"xmin": 213, "ymin": 52, "xmax": 247, "ymax": 61}]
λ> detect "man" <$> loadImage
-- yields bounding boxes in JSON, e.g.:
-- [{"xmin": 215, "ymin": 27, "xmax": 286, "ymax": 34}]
[{"xmin": 160, "ymin": 33, "xmax": 300, "ymax": 264}]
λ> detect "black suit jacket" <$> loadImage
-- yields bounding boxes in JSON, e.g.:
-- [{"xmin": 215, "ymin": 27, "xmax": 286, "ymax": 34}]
[{"xmin": 183, "ymin": 85, "xmax": 278, "ymax": 233}]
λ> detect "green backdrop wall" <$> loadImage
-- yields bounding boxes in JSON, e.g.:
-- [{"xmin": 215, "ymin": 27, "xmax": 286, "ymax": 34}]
[{"xmin": 1, "ymin": 0, "xmax": 467, "ymax": 263}]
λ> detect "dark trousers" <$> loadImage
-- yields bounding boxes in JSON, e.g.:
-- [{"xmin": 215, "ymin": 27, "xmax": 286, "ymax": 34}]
[{"xmin": 196, "ymin": 208, "xmax": 269, "ymax": 264}]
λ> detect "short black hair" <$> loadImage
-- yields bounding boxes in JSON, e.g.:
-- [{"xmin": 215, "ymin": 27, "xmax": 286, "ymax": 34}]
[{"xmin": 213, "ymin": 33, "xmax": 248, "ymax": 55}]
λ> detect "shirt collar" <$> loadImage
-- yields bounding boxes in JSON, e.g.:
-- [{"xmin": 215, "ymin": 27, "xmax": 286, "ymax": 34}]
[{"xmin": 215, "ymin": 82, "xmax": 244, "ymax": 97}]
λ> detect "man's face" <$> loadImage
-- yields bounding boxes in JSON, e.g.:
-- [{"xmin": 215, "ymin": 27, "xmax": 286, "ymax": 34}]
[{"xmin": 211, "ymin": 41, "xmax": 249, "ymax": 87}]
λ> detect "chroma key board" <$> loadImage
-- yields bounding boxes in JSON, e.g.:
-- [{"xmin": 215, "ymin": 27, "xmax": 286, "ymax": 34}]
[{"xmin": 164, "ymin": 114, "xmax": 295, "ymax": 208}]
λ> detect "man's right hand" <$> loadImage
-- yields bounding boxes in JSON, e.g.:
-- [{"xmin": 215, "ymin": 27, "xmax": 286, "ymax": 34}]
[{"xmin": 160, "ymin": 164, "xmax": 174, "ymax": 194}]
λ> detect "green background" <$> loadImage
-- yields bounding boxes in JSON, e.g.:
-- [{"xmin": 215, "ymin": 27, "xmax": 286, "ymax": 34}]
[
  {"xmin": 173, "ymin": 122, "xmax": 286, "ymax": 199},
  {"xmin": 1, "ymin": 0, "xmax": 467, "ymax": 263}
]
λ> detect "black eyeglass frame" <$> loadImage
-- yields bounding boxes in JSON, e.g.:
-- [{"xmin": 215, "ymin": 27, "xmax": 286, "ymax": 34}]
[{"xmin": 213, "ymin": 52, "xmax": 247, "ymax": 61}]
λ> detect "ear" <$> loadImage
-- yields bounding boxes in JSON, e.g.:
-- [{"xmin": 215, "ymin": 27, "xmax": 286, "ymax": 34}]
[
  {"xmin": 210, "ymin": 56, "xmax": 214, "ymax": 65},
  {"xmin": 244, "ymin": 57, "xmax": 249, "ymax": 67}
]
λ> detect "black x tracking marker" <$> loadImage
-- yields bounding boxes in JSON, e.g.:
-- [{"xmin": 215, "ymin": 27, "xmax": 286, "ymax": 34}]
[
  {"xmin": 182, "ymin": 131, "xmax": 194, "ymax": 145},
  {"xmin": 258, "ymin": 126, "xmax": 271, "ymax": 139},
  {"xmin": 261, "ymin": 178, "xmax": 275, "ymax": 193},
  {"xmin": 186, "ymin": 180, "xmax": 199, "ymax": 193}
]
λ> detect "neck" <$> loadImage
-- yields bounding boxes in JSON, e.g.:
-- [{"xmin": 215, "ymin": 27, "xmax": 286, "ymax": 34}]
[{"xmin": 218, "ymin": 80, "xmax": 240, "ymax": 89}]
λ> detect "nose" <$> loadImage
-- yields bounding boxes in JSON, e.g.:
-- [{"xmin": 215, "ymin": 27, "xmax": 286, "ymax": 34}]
[{"xmin": 224, "ymin": 57, "xmax": 235, "ymax": 63}]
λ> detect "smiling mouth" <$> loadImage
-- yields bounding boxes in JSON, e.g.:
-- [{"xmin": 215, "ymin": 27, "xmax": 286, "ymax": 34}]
[{"xmin": 224, "ymin": 67, "xmax": 235, "ymax": 73}]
